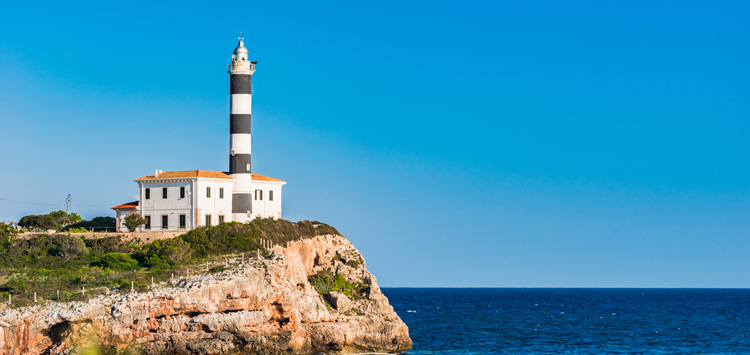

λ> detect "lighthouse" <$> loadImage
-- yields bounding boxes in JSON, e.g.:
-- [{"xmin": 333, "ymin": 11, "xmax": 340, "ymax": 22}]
[
  {"xmin": 112, "ymin": 35, "xmax": 286, "ymax": 230},
  {"xmin": 228, "ymin": 34, "xmax": 256, "ymax": 222}
]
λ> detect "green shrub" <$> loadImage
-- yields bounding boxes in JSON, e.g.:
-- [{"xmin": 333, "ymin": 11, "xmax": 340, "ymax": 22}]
[
  {"xmin": 179, "ymin": 219, "xmax": 340, "ymax": 259},
  {"xmin": 141, "ymin": 239, "xmax": 193, "ymax": 265},
  {"xmin": 139, "ymin": 255, "xmax": 163, "ymax": 268},
  {"xmin": 28, "ymin": 268, "xmax": 52, "ymax": 278},
  {"xmin": 85, "ymin": 236, "xmax": 137, "ymax": 254},
  {"xmin": 54, "ymin": 235, "xmax": 89, "ymax": 259},
  {"xmin": 72, "ymin": 266, "xmax": 114, "ymax": 284},
  {"xmin": 0, "ymin": 279, "xmax": 28, "ymax": 294},
  {"xmin": 308, "ymin": 270, "xmax": 367, "ymax": 298},
  {"xmin": 91, "ymin": 252, "xmax": 139, "ymax": 270}
]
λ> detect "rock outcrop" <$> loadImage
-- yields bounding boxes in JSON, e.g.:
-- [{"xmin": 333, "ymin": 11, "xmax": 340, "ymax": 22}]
[{"xmin": 0, "ymin": 235, "xmax": 411, "ymax": 354}]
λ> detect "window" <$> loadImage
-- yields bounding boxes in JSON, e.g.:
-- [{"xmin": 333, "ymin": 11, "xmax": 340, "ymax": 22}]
[
  {"xmin": 269, "ymin": 190, "xmax": 274, "ymax": 201},
  {"xmin": 206, "ymin": 187, "xmax": 211, "ymax": 198},
  {"xmin": 219, "ymin": 187, "xmax": 224, "ymax": 199},
  {"xmin": 161, "ymin": 215, "xmax": 168, "ymax": 230},
  {"xmin": 144, "ymin": 216, "xmax": 151, "ymax": 230},
  {"xmin": 180, "ymin": 186, "xmax": 185, "ymax": 199},
  {"xmin": 245, "ymin": 163, "xmax": 251, "ymax": 172},
  {"xmin": 179, "ymin": 214, "xmax": 186, "ymax": 229},
  {"xmin": 145, "ymin": 188, "xmax": 150, "ymax": 199},
  {"xmin": 205, "ymin": 214, "xmax": 212, "ymax": 226},
  {"xmin": 162, "ymin": 188, "xmax": 167, "ymax": 199},
  {"xmin": 218, "ymin": 215, "xmax": 225, "ymax": 224},
  {"xmin": 255, "ymin": 189, "xmax": 263, "ymax": 200}
]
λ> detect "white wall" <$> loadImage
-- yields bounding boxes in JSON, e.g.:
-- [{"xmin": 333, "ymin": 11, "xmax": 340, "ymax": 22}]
[
  {"xmin": 251, "ymin": 180, "xmax": 285, "ymax": 219},
  {"xmin": 138, "ymin": 179, "xmax": 195, "ymax": 231},
  {"xmin": 195, "ymin": 179, "xmax": 234, "ymax": 226}
]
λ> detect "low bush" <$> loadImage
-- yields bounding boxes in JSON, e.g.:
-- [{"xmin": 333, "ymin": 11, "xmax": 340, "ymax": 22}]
[
  {"xmin": 91, "ymin": 253, "xmax": 139, "ymax": 270},
  {"xmin": 309, "ymin": 270, "xmax": 369, "ymax": 299},
  {"xmin": 139, "ymin": 238, "xmax": 193, "ymax": 265},
  {"xmin": 54, "ymin": 235, "xmax": 89, "ymax": 259},
  {"xmin": 0, "ymin": 279, "xmax": 28, "ymax": 294}
]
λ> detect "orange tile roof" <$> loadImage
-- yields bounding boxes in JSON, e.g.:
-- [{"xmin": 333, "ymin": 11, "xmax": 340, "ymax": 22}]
[
  {"xmin": 252, "ymin": 173, "xmax": 286, "ymax": 183},
  {"xmin": 135, "ymin": 170, "xmax": 233, "ymax": 181},
  {"xmin": 111, "ymin": 201, "xmax": 138, "ymax": 210},
  {"xmin": 134, "ymin": 170, "xmax": 284, "ymax": 183}
]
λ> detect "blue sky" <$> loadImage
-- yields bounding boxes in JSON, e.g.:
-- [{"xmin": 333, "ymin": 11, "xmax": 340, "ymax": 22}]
[{"xmin": 1, "ymin": 1, "xmax": 748, "ymax": 287}]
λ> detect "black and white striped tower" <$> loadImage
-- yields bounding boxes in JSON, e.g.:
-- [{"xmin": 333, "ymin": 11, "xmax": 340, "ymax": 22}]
[{"xmin": 229, "ymin": 34, "xmax": 256, "ymax": 222}]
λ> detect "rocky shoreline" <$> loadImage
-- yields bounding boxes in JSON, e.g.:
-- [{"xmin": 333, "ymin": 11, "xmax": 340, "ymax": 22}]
[{"xmin": 0, "ymin": 235, "xmax": 411, "ymax": 354}]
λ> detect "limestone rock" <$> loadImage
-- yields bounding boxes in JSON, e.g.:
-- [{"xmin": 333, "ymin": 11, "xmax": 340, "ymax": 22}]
[{"xmin": 325, "ymin": 292, "xmax": 354, "ymax": 314}]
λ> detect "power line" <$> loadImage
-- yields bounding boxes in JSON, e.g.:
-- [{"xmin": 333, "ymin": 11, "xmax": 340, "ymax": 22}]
[{"xmin": 0, "ymin": 197, "xmax": 115, "ymax": 207}]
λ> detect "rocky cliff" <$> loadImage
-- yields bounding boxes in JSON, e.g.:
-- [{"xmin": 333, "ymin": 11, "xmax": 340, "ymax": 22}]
[{"xmin": 0, "ymin": 235, "xmax": 411, "ymax": 354}]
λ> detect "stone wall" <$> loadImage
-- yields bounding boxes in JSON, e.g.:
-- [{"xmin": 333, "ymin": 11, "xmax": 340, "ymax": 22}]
[{"xmin": 16, "ymin": 231, "xmax": 189, "ymax": 243}]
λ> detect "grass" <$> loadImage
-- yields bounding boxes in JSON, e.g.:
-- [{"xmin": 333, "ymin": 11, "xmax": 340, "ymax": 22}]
[{"xmin": 0, "ymin": 219, "xmax": 339, "ymax": 308}]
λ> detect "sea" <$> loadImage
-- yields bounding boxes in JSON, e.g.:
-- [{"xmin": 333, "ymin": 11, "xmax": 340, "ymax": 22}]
[{"xmin": 381, "ymin": 288, "xmax": 750, "ymax": 354}]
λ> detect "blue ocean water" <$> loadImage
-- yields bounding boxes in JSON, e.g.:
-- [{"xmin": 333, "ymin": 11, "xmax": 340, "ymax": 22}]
[{"xmin": 382, "ymin": 288, "xmax": 750, "ymax": 354}]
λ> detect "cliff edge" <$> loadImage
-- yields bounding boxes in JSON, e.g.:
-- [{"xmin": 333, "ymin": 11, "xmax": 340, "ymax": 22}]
[{"xmin": 0, "ymin": 234, "xmax": 411, "ymax": 354}]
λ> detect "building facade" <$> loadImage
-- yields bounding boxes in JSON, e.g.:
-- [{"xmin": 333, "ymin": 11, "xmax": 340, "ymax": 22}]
[{"xmin": 112, "ymin": 171, "xmax": 285, "ymax": 232}]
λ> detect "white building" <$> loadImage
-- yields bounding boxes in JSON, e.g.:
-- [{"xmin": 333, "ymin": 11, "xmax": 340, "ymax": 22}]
[
  {"xmin": 112, "ymin": 37, "xmax": 287, "ymax": 231},
  {"xmin": 113, "ymin": 171, "xmax": 286, "ymax": 232}
]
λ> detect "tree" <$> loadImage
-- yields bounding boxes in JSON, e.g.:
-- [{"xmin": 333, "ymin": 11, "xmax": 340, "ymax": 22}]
[
  {"xmin": 49, "ymin": 210, "xmax": 68, "ymax": 226},
  {"xmin": 68, "ymin": 213, "xmax": 82, "ymax": 225},
  {"xmin": 18, "ymin": 215, "xmax": 57, "ymax": 230},
  {"xmin": 123, "ymin": 213, "xmax": 147, "ymax": 232},
  {"xmin": 0, "ymin": 221, "xmax": 17, "ymax": 238},
  {"xmin": 0, "ymin": 221, "xmax": 18, "ymax": 252}
]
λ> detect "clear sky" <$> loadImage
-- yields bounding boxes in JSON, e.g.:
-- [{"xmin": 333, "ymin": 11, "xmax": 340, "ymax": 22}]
[{"xmin": 1, "ymin": 1, "xmax": 748, "ymax": 287}]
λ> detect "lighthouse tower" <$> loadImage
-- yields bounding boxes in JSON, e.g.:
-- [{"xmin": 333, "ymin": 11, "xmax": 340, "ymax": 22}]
[{"xmin": 228, "ymin": 34, "xmax": 256, "ymax": 222}]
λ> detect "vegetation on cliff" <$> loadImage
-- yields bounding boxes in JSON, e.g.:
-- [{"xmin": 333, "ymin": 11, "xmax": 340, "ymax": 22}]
[
  {"xmin": 309, "ymin": 270, "xmax": 370, "ymax": 300},
  {"xmin": 0, "ymin": 219, "xmax": 339, "ymax": 307}
]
